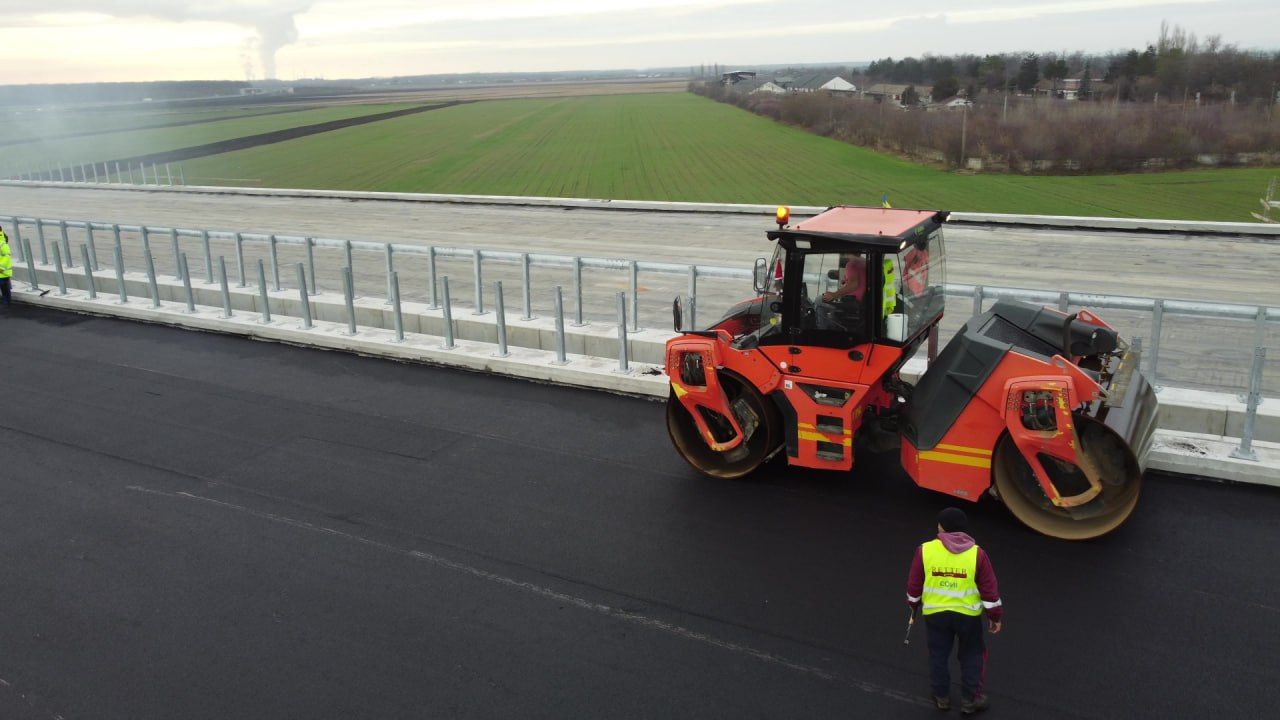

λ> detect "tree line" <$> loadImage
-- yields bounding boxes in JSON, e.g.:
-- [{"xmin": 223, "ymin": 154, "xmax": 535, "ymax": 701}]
[{"xmin": 863, "ymin": 23, "xmax": 1279, "ymax": 104}]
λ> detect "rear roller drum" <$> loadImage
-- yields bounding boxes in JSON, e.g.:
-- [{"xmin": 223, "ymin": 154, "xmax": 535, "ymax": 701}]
[
  {"xmin": 993, "ymin": 415, "xmax": 1143, "ymax": 540},
  {"xmin": 666, "ymin": 373, "xmax": 782, "ymax": 479}
]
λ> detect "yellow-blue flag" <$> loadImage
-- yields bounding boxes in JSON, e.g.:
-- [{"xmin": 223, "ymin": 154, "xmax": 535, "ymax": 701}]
[{"xmin": 881, "ymin": 193, "xmax": 892, "ymax": 209}]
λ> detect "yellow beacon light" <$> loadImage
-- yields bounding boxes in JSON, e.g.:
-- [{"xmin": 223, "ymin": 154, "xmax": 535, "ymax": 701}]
[{"xmin": 776, "ymin": 206, "xmax": 790, "ymax": 227}]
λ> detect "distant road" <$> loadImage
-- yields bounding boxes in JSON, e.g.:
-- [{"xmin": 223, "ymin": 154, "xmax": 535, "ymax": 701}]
[{"xmin": 2, "ymin": 185, "xmax": 1274, "ymax": 305}]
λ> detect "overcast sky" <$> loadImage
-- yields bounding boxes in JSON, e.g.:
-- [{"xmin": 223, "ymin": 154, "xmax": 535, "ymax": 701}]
[{"xmin": 1, "ymin": 0, "xmax": 1276, "ymax": 84}]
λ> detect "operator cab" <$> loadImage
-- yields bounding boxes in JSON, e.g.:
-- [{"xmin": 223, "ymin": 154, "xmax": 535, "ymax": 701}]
[{"xmin": 743, "ymin": 206, "xmax": 948, "ymax": 353}]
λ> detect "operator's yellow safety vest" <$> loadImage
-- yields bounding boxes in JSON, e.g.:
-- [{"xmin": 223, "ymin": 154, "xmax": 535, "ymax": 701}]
[
  {"xmin": 921, "ymin": 539, "xmax": 982, "ymax": 616},
  {"xmin": 0, "ymin": 235, "xmax": 12, "ymax": 280},
  {"xmin": 881, "ymin": 258, "xmax": 897, "ymax": 318}
]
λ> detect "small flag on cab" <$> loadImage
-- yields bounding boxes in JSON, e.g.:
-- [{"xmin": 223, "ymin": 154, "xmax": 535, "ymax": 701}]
[{"xmin": 882, "ymin": 193, "xmax": 892, "ymax": 209}]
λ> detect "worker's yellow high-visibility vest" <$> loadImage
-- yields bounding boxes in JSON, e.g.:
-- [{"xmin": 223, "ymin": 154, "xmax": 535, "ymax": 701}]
[
  {"xmin": 921, "ymin": 539, "xmax": 982, "ymax": 616},
  {"xmin": 882, "ymin": 258, "xmax": 897, "ymax": 317},
  {"xmin": 0, "ymin": 237, "xmax": 13, "ymax": 280}
]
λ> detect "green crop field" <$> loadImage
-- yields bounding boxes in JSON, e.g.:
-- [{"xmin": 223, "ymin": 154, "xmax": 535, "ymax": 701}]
[
  {"xmin": 105, "ymin": 94, "xmax": 1280, "ymax": 221},
  {"xmin": 0, "ymin": 103, "xmax": 422, "ymax": 176},
  {"xmin": 0, "ymin": 105, "xmax": 305, "ymax": 144}
]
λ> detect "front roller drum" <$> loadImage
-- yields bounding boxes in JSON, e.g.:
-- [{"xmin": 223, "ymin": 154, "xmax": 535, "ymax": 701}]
[
  {"xmin": 667, "ymin": 373, "xmax": 782, "ymax": 479},
  {"xmin": 993, "ymin": 415, "xmax": 1143, "ymax": 540}
]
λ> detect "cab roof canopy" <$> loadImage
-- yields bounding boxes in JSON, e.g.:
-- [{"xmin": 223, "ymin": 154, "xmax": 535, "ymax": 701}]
[{"xmin": 767, "ymin": 206, "xmax": 948, "ymax": 251}]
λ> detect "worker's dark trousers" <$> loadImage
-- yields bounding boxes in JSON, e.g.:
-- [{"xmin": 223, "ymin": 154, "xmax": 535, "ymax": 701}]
[
  {"xmin": 0, "ymin": 277, "xmax": 11, "ymax": 305},
  {"xmin": 925, "ymin": 611, "xmax": 986, "ymax": 700}
]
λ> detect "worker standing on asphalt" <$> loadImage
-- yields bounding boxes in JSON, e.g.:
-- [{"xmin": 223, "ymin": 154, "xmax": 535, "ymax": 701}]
[
  {"xmin": 906, "ymin": 508, "xmax": 1003, "ymax": 714},
  {"xmin": 0, "ymin": 225, "xmax": 13, "ymax": 308}
]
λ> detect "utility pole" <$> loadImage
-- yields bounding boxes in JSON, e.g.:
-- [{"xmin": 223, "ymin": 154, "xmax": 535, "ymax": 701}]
[
  {"xmin": 960, "ymin": 107, "xmax": 968, "ymax": 168},
  {"xmin": 1002, "ymin": 88, "xmax": 1009, "ymax": 123}
]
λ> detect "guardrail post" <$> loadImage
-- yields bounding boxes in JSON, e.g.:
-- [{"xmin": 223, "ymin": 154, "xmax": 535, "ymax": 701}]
[
  {"xmin": 343, "ymin": 240, "xmax": 354, "ymax": 294},
  {"xmin": 112, "ymin": 245, "xmax": 126, "ymax": 303},
  {"xmin": 165, "ymin": 164, "xmax": 174, "ymax": 186},
  {"xmin": 269, "ymin": 234, "xmax": 280, "ymax": 291},
  {"xmin": 23, "ymin": 238, "xmax": 39, "ymax": 291},
  {"xmin": 342, "ymin": 267, "xmax": 357, "ymax": 335},
  {"xmin": 1252, "ymin": 307, "xmax": 1268, "ymax": 356},
  {"xmin": 141, "ymin": 225, "xmax": 152, "ymax": 269},
  {"xmin": 1058, "ymin": 291, "xmax": 1069, "ymax": 313},
  {"xmin": 179, "ymin": 254, "xmax": 195, "ymax": 313},
  {"xmin": 629, "ymin": 260, "xmax": 641, "ymax": 332},
  {"xmin": 687, "ymin": 265, "xmax": 699, "ymax": 331},
  {"xmin": 472, "ymin": 250, "xmax": 486, "ymax": 315},
  {"xmin": 384, "ymin": 243, "xmax": 395, "ymax": 305},
  {"xmin": 428, "ymin": 245, "xmax": 439, "ymax": 309},
  {"xmin": 521, "ymin": 252, "xmax": 534, "ymax": 320},
  {"xmin": 144, "ymin": 244, "xmax": 160, "ymax": 308},
  {"xmin": 59, "ymin": 221, "xmax": 73, "ymax": 268},
  {"xmin": 494, "ymin": 281, "xmax": 509, "ymax": 357},
  {"xmin": 127, "ymin": 164, "xmax": 135, "ymax": 184},
  {"xmin": 552, "ymin": 286, "xmax": 568, "ymax": 365},
  {"xmin": 139, "ymin": 163, "xmax": 146, "ymax": 185},
  {"xmin": 114, "ymin": 162, "xmax": 122, "ymax": 183},
  {"xmin": 111, "ymin": 224, "xmax": 121, "ymax": 258},
  {"xmin": 572, "ymin": 256, "xmax": 585, "ymax": 327},
  {"xmin": 391, "ymin": 271, "xmax": 404, "ymax": 343},
  {"xmin": 51, "ymin": 243, "xmax": 67, "ymax": 295},
  {"xmin": 91, "ymin": 164, "xmax": 98, "ymax": 183},
  {"xmin": 57, "ymin": 166, "xmax": 65, "ymax": 182},
  {"xmin": 441, "ymin": 276, "xmax": 455, "ymax": 349},
  {"xmin": 153, "ymin": 164, "xmax": 161, "ymax": 186},
  {"xmin": 85, "ymin": 223, "xmax": 99, "ymax": 270},
  {"xmin": 1231, "ymin": 347, "xmax": 1266, "ymax": 462},
  {"xmin": 972, "ymin": 285, "xmax": 984, "ymax": 318},
  {"xmin": 1149, "ymin": 299, "xmax": 1165, "ymax": 391},
  {"xmin": 35, "ymin": 220, "xmax": 47, "ymax": 265},
  {"xmin": 80, "ymin": 244, "xmax": 96, "ymax": 299},
  {"xmin": 179, "ymin": 166, "xmax": 186, "ymax": 186},
  {"xmin": 234, "ymin": 232, "xmax": 246, "ymax": 287},
  {"xmin": 257, "ymin": 260, "xmax": 272, "ymax": 323},
  {"xmin": 170, "ymin": 228, "xmax": 181, "ymax": 280},
  {"xmin": 305, "ymin": 237, "xmax": 316, "ymax": 295},
  {"xmin": 616, "ymin": 292, "xmax": 630, "ymax": 373},
  {"xmin": 10, "ymin": 218, "xmax": 23, "ymax": 264},
  {"xmin": 201, "ymin": 231, "xmax": 213, "ymax": 284},
  {"xmin": 296, "ymin": 264, "xmax": 313, "ymax": 330},
  {"xmin": 218, "ymin": 257, "xmax": 232, "ymax": 318}
]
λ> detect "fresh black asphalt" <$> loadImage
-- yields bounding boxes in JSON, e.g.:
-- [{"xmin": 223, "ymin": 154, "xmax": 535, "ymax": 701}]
[{"xmin": 1, "ymin": 304, "xmax": 1277, "ymax": 719}]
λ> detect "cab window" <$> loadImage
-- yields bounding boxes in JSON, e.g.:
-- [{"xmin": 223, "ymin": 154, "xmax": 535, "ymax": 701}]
[
  {"xmin": 795, "ymin": 251, "xmax": 869, "ymax": 343},
  {"xmin": 883, "ymin": 231, "xmax": 947, "ymax": 341}
]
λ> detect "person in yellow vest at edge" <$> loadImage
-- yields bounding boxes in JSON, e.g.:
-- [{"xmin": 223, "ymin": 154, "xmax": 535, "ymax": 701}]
[
  {"xmin": 0, "ymin": 225, "xmax": 13, "ymax": 308},
  {"xmin": 906, "ymin": 508, "xmax": 1003, "ymax": 714}
]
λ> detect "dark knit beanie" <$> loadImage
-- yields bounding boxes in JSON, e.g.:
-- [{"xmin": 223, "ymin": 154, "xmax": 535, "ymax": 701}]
[{"xmin": 937, "ymin": 507, "xmax": 969, "ymax": 533}]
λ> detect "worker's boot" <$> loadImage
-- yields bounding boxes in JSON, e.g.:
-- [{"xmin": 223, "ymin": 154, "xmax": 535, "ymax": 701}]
[
  {"xmin": 932, "ymin": 695, "xmax": 951, "ymax": 711},
  {"xmin": 960, "ymin": 695, "xmax": 989, "ymax": 715}
]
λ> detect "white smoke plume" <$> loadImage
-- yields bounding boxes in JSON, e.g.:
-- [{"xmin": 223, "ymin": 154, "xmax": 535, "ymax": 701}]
[{"xmin": 0, "ymin": 1, "xmax": 311, "ymax": 79}]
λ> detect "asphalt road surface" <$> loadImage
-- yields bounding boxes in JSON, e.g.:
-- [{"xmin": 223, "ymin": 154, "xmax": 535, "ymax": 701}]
[{"xmin": 2, "ymin": 305, "xmax": 1278, "ymax": 719}]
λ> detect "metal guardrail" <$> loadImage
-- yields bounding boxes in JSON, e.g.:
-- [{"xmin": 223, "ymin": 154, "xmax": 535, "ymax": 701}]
[
  {"xmin": 3, "ymin": 212, "xmax": 1274, "ymax": 458},
  {"xmin": 5, "ymin": 162, "xmax": 185, "ymax": 186}
]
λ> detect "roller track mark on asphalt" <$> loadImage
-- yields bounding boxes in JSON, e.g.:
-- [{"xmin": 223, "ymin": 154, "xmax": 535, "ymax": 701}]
[
  {"xmin": 126, "ymin": 484, "xmax": 935, "ymax": 710},
  {"xmin": 0, "ymin": 677, "xmax": 67, "ymax": 720}
]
